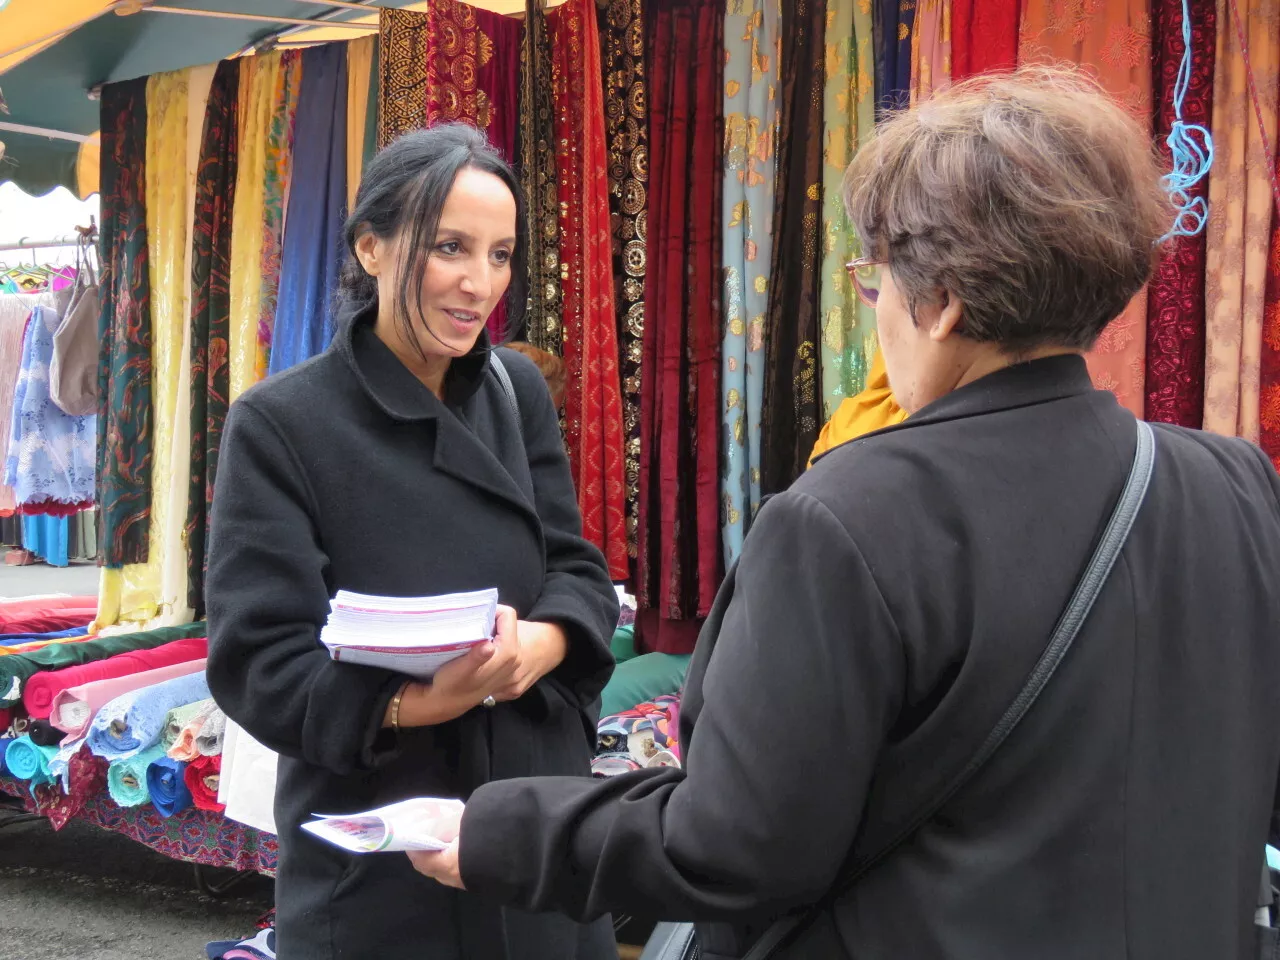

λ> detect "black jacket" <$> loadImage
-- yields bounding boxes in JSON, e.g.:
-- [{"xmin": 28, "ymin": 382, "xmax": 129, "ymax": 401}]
[
  {"xmin": 206, "ymin": 312, "xmax": 619, "ymax": 960},
  {"xmin": 457, "ymin": 355, "xmax": 1280, "ymax": 960}
]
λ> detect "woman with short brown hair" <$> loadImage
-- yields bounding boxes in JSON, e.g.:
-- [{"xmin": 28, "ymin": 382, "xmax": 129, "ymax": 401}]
[{"xmin": 411, "ymin": 69, "xmax": 1280, "ymax": 960}]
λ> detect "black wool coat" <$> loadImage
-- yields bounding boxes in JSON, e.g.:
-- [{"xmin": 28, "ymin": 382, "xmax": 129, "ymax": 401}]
[
  {"xmin": 206, "ymin": 311, "xmax": 620, "ymax": 960},
  {"xmin": 456, "ymin": 355, "xmax": 1280, "ymax": 960}
]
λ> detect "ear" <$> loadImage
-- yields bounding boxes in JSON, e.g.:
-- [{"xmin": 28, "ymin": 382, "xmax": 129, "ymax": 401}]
[
  {"xmin": 928, "ymin": 289, "xmax": 965, "ymax": 343},
  {"xmin": 354, "ymin": 231, "xmax": 384, "ymax": 277}
]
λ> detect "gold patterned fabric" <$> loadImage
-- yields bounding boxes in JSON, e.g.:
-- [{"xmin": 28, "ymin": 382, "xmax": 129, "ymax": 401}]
[
  {"xmin": 598, "ymin": 0, "xmax": 647, "ymax": 558},
  {"xmin": 520, "ymin": 0, "xmax": 564, "ymax": 354}
]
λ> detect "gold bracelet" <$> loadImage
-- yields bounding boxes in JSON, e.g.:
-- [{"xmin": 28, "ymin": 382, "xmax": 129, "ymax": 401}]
[{"xmin": 390, "ymin": 681, "xmax": 410, "ymax": 733}]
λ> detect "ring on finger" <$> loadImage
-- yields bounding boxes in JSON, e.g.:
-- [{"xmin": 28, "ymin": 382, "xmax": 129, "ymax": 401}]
[{"xmin": 482, "ymin": 695, "xmax": 496, "ymax": 708}]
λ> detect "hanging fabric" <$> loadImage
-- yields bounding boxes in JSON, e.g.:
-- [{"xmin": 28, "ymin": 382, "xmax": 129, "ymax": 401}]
[
  {"xmin": 1019, "ymin": 0, "xmax": 1153, "ymax": 417},
  {"xmin": 876, "ymin": 0, "xmax": 917, "ymax": 115},
  {"xmin": 910, "ymin": 0, "xmax": 952, "ymax": 104},
  {"xmin": 548, "ymin": 0, "xmax": 629, "ymax": 581},
  {"xmin": 1202, "ymin": 0, "xmax": 1279, "ymax": 441},
  {"xmin": 720, "ymin": 0, "xmax": 779, "ymax": 566},
  {"xmin": 186, "ymin": 59, "xmax": 240, "ymax": 617},
  {"xmin": 97, "ymin": 77, "xmax": 153, "ymax": 569},
  {"xmin": 1262, "ymin": 184, "xmax": 1280, "ymax": 468},
  {"xmin": 760, "ymin": 0, "xmax": 825, "ymax": 498},
  {"xmin": 0, "ymin": 293, "xmax": 47, "ymax": 516},
  {"xmin": 597, "ymin": 0, "xmax": 646, "ymax": 561},
  {"xmin": 270, "ymin": 43, "xmax": 348, "ymax": 377},
  {"xmin": 819, "ymin": 0, "xmax": 876, "ymax": 424},
  {"xmin": 949, "ymin": 0, "xmax": 1019, "ymax": 81},
  {"xmin": 347, "ymin": 35, "xmax": 377, "ymax": 211},
  {"xmin": 636, "ymin": 0, "xmax": 725, "ymax": 653},
  {"xmin": 1146, "ymin": 0, "xmax": 1217, "ymax": 427}
]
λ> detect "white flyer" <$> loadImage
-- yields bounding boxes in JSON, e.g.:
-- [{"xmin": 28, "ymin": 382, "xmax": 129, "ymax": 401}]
[{"xmin": 301, "ymin": 797, "xmax": 464, "ymax": 854}]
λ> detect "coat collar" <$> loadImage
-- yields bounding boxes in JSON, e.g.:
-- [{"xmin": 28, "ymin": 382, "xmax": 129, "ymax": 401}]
[
  {"xmin": 335, "ymin": 305, "xmax": 493, "ymax": 421},
  {"xmin": 812, "ymin": 354, "xmax": 1103, "ymax": 465}
]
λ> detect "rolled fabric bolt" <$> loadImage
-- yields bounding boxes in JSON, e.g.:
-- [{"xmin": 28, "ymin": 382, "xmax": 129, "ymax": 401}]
[
  {"xmin": 195, "ymin": 706, "xmax": 227, "ymax": 757},
  {"xmin": 4, "ymin": 734, "xmax": 56, "ymax": 789},
  {"xmin": 146, "ymin": 755, "xmax": 193, "ymax": 818},
  {"xmin": 107, "ymin": 744, "xmax": 166, "ymax": 808}
]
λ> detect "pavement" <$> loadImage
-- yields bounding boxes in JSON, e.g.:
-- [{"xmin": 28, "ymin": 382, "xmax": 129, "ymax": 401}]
[
  {"xmin": 0, "ymin": 809, "xmax": 273, "ymax": 960},
  {"xmin": 0, "ymin": 562, "xmax": 101, "ymax": 600}
]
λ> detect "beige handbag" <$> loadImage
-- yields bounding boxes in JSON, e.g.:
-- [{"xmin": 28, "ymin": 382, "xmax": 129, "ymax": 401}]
[{"xmin": 50, "ymin": 237, "xmax": 101, "ymax": 417}]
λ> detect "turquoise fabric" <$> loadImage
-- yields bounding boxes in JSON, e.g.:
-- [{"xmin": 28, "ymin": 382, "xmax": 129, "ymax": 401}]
[{"xmin": 600, "ymin": 652, "xmax": 691, "ymax": 719}]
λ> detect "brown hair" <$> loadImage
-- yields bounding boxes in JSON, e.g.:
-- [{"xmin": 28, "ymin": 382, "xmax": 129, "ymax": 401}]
[
  {"xmin": 843, "ymin": 66, "xmax": 1175, "ymax": 353},
  {"xmin": 504, "ymin": 341, "xmax": 567, "ymax": 410}
]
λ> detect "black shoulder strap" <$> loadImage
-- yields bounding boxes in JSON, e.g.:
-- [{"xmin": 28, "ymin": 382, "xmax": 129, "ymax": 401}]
[
  {"xmin": 744, "ymin": 418, "xmax": 1157, "ymax": 960},
  {"xmin": 488, "ymin": 351, "xmax": 524, "ymax": 445}
]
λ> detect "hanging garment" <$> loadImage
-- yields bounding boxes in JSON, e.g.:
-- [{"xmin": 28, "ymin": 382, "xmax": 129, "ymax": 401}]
[
  {"xmin": 4, "ymin": 305, "xmax": 96, "ymax": 512},
  {"xmin": 270, "ymin": 43, "xmax": 348, "ymax": 377},
  {"xmin": 760, "ymin": 0, "xmax": 825, "ymax": 498},
  {"xmin": 597, "ymin": 0, "xmax": 646, "ymax": 562},
  {"xmin": 20, "ymin": 514, "xmax": 69, "ymax": 568},
  {"xmin": 950, "ymin": 0, "xmax": 1019, "ymax": 81},
  {"xmin": 97, "ymin": 76, "xmax": 153, "ymax": 568},
  {"xmin": 720, "ymin": 0, "xmax": 780, "ymax": 566},
  {"xmin": 519, "ymin": 0, "xmax": 563, "ymax": 355},
  {"xmin": 1019, "ymin": 0, "xmax": 1153, "ymax": 417},
  {"xmin": 49, "ymin": 251, "xmax": 101, "ymax": 418},
  {"xmin": 1261, "ymin": 137, "xmax": 1280, "ymax": 468},
  {"xmin": 910, "ymin": 0, "xmax": 952, "ymax": 104},
  {"xmin": 1202, "ymin": 0, "xmax": 1279, "ymax": 441},
  {"xmin": 636, "ymin": 0, "xmax": 724, "ymax": 654},
  {"xmin": 819, "ymin": 0, "xmax": 876, "ymax": 423},
  {"xmin": 1146, "ymin": 0, "xmax": 1217, "ymax": 427},
  {"xmin": 548, "ymin": 0, "xmax": 629, "ymax": 581},
  {"xmin": 347, "ymin": 35, "xmax": 377, "ymax": 211},
  {"xmin": 876, "ymin": 0, "xmax": 917, "ymax": 115},
  {"xmin": 0, "ymin": 292, "xmax": 49, "ymax": 516},
  {"xmin": 187, "ymin": 59, "xmax": 240, "ymax": 618}
]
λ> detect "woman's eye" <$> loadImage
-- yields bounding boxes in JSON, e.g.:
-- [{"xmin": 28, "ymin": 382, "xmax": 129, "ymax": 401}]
[
  {"xmin": 436, "ymin": 241, "xmax": 461, "ymax": 255},
  {"xmin": 492, "ymin": 249, "xmax": 512, "ymax": 265}
]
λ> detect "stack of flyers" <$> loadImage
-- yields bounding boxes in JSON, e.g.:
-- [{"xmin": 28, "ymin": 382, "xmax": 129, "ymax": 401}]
[
  {"xmin": 302, "ymin": 798, "xmax": 463, "ymax": 853},
  {"xmin": 321, "ymin": 588, "xmax": 498, "ymax": 680}
]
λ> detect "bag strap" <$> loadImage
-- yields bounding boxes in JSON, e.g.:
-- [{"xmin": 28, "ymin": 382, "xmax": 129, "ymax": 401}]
[
  {"xmin": 488, "ymin": 351, "xmax": 524, "ymax": 445},
  {"xmin": 744, "ymin": 418, "xmax": 1157, "ymax": 960}
]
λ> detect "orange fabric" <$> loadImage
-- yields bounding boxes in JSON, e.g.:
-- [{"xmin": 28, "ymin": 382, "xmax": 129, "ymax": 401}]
[{"xmin": 808, "ymin": 349, "xmax": 907, "ymax": 466}]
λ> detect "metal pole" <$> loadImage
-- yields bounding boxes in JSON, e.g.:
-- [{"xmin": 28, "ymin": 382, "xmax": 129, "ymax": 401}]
[
  {"xmin": 143, "ymin": 5, "xmax": 378, "ymax": 29},
  {"xmin": 289, "ymin": 0, "xmax": 387, "ymax": 11},
  {"xmin": 0, "ymin": 122, "xmax": 89, "ymax": 144}
]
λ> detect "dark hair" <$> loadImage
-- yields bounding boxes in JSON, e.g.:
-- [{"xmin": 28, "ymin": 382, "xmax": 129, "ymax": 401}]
[
  {"xmin": 337, "ymin": 123, "xmax": 528, "ymax": 351},
  {"xmin": 843, "ymin": 66, "xmax": 1174, "ymax": 353}
]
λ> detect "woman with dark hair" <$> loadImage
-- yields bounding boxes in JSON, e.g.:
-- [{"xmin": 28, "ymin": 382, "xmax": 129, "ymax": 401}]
[
  {"xmin": 205, "ymin": 124, "xmax": 619, "ymax": 960},
  {"xmin": 412, "ymin": 70, "xmax": 1280, "ymax": 960}
]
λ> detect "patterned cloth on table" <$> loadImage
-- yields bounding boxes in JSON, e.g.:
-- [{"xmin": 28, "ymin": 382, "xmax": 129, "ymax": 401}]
[
  {"xmin": 269, "ymin": 43, "xmax": 347, "ymax": 377},
  {"xmin": 950, "ymin": 0, "xmax": 1018, "ymax": 81},
  {"xmin": 597, "ymin": 0, "xmax": 646, "ymax": 562},
  {"xmin": 592, "ymin": 693, "xmax": 682, "ymax": 776},
  {"xmin": 168, "ymin": 698, "xmax": 219, "ymax": 761},
  {"xmin": 185, "ymin": 753, "xmax": 224, "ymax": 812},
  {"xmin": 1145, "ymin": 0, "xmax": 1216, "ymax": 428},
  {"xmin": 108, "ymin": 743, "xmax": 166, "ymax": 807},
  {"xmin": 147, "ymin": 755, "xmax": 194, "ymax": 817},
  {"xmin": 635, "ymin": 0, "xmax": 725, "ymax": 656},
  {"xmin": 86, "ymin": 671, "xmax": 212, "ymax": 761},
  {"xmin": 720, "ymin": 0, "xmax": 779, "ymax": 567},
  {"xmin": 4, "ymin": 305, "xmax": 96, "ymax": 511},
  {"xmin": 548, "ymin": 0, "xmax": 629, "ymax": 581},
  {"xmin": 97, "ymin": 77, "xmax": 153, "ymax": 568},
  {"xmin": 32, "ymin": 749, "xmax": 107, "ymax": 830}
]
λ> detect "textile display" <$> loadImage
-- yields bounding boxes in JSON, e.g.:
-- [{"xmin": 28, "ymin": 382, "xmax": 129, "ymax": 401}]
[
  {"xmin": 162, "ymin": 697, "xmax": 214, "ymax": 750},
  {"xmin": 185, "ymin": 752, "xmax": 225, "ymax": 813},
  {"xmin": 1263, "ymin": 186, "xmax": 1280, "ymax": 469},
  {"xmin": 0, "ymin": 774, "xmax": 278, "ymax": 874},
  {"xmin": 598, "ymin": 0, "xmax": 647, "ymax": 559},
  {"xmin": 0, "ymin": 625, "xmax": 89, "ymax": 648},
  {"xmin": 32, "ymin": 749, "xmax": 108, "ymax": 831},
  {"xmin": 592, "ymin": 692, "xmax": 681, "ymax": 775},
  {"xmin": 346, "ymin": 35, "xmax": 377, "ymax": 210},
  {"xmin": 720, "ymin": 0, "xmax": 779, "ymax": 565},
  {"xmin": 635, "ymin": 0, "xmax": 725, "ymax": 654},
  {"xmin": 146, "ymin": 755, "xmax": 194, "ymax": 817},
  {"xmin": 818, "ymin": 0, "xmax": 876, "ymax": 423},
  {"xmin": 187, "ymin": 59, "xmax": 241, "ymax": 615},
  {"xmin": 910, "ymin": 0, "xmax": 952, "ymax": 104},
  {"xmin": 760, "ymin": 0, "xmax": 825, "ymax": 496},
  {"xmin": 1202, "ymin": 0, "xmax": 1280, "ymax": 441},
  {"xmin": 0, "ymin": 292, "xmax": 53, "ymax": 515},
  {"xmin": 950, "ymin": 0, "xmax": 1019, "ymax": 81},
  {"xmin": 20, "ymin": 514, "xmax": 69, "ymax": 567},
  {"xmin": 1146, "ymin": 0, "xmax": 1217, "ymax": 427},
  {"xmin": 1019, "ymin": 0, "xmax": 1153, "ymax": 417},
  {"xmin": 549, "ymin": 0, "xmax": 630, "ymax": 580},
  {"xmin": 270, "ymin": 42, "xmax": 348, "ymax": 376},
  {"xmin": 108, "ymin": 743, "xmax": 167, "ymax": 808},
  {"xmin": 875, "ymin": 0, "xmax": 917, "ymax": 115},
  {"xmin": 27, "ymin": 720, "xmax": 64, "ymax": 748},
  {"xmin": 97, "ymin": 76, "xmax": 154, "ymax": 568},
  {"xmin": 47, "ymin": 658, "xmax": 209, "ymax": 737},
  {"xmin": 24, "ymin": 639, "xmax": 206, "ymax": 719},
  {"xmin": 168, "ymin": 699, "xmax": 219, "ymax": 761},
  {"xmin": 519, "ymin": 0, "xmax": 563, "ymax": 355},
  {"xmin": 0, "ymin": 624, "xmax": 207, "ymax": 708},
  {"xmin": 195, "ymin": 705, "xmax": 227, "ymax": 756},
  {"xmin": 0, "ymin": 596, "xmax": 96, "ymax": 635},
  {"xmin": 5, "ymin": 735, "xmax": 56, "ymax": 790},
  {"xmin": 86, "ymin": 670, "xmax": 212, "ymax": 761},
  {"xmin": 0, "ymin": 737, "xmax": 11, "ymax": 775}
]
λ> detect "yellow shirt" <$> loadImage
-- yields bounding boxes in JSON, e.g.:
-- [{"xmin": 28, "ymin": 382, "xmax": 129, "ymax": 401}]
[{"xmin": 808, "ymin": 350, "xmax": 906, "ymax": 467}]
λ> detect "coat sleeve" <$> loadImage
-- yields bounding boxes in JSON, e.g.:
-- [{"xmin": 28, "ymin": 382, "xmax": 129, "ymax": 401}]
[
  {"xmin": 205, "ymin": 397, "xmax": 404, "ymax": 776},
  {"xmin": 504, "ymin": 351, "xmax": 619, "ymax": 706},
  {"xmin": 456, "ymin": 491, "xmax": 905, "ymax": 922}
]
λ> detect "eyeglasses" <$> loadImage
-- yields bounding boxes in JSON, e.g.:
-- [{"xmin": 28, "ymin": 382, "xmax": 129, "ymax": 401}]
[{"xmin": 845, "ymin": 257, "xmax": 886, "ymax": 309}]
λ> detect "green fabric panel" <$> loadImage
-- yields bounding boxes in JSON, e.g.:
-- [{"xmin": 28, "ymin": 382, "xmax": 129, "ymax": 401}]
[
  {"xmin": 363, "ymin": 34, "xmax": 380, "ymax": 170},
  {"xmin": 610, "ymin": 625, "xmax": 636, "ymax": 663},
  {"xmin": 600, "ymin": 652, "xmax": 691, "ymax": 719},
  {"xmin": 0, "ymin": 621, "xmax": 207, "ymax": 706}
]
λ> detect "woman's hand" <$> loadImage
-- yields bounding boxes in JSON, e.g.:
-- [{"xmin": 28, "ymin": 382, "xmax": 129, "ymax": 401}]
[
  {"xmin": 491, "ymin": 620, "xmax": 568, "ymax": 702},
  {"xmin": 409, "ymin": 838, "xmax": 465, "ymax": 889}
]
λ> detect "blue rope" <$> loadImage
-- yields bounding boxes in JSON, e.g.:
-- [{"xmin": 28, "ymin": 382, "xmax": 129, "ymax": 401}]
[{"xmin": 1160, "ymin": 0, "xmax": 1215, "ymax": 241}]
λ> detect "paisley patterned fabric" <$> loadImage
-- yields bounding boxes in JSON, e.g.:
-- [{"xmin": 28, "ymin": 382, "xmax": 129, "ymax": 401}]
[
  {"xmin": 598, "ymin": 0, "xmax": 647, "ymax": 561},
  {"xmin": 720, "ymin": 0, "xmax": 779, "ymax": 565},
  {"xmin": 1261, "ymin": 188, "xmax": 1280, "ymax": 469},
  {"xmin": 819, "ymin": 0, "xmax": 876, "ymax": 423},
  {"xmin": 1145, "ymin": 0, "xmax": 1216, "ymax": 428},
  {"xmin": 910, "ymin": 0, "xmax": 951, "ymax": 104},
  {"xmin": 97, "ymin": 77, "xmax": 153, "ymax": 568}
]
